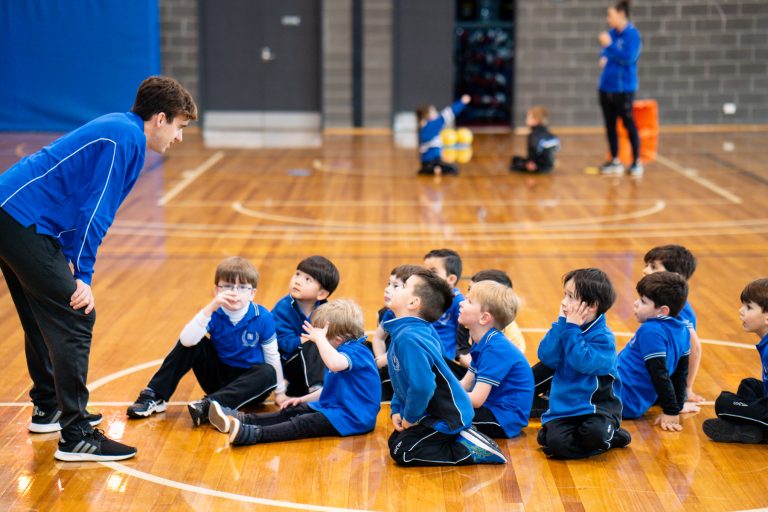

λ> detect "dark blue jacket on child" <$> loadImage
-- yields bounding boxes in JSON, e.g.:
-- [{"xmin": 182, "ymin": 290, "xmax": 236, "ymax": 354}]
[
  {"xmin": 272, "ymin": 294, "xmax": 327, "ymax": 360},
  {"xmin": 384, "ymin": 316, "xmax": 474, "ymax": 435},
  {"xmin": 419, "ymin": 100, "xmax": 467, "ymax": 163},
  {"xmin": 308, "ymin": 336, "xmax": 382, "ymax": 435},
  {"xmin": 617, "ymin": 315, "xmax": 691, "ymax": 418},
  {"xmin": 758, "ymin": 333, "xmax": 768, "ymax": 395},
  {"xmin": 538, "ymin": 314, "xmax": 622, "ymax": 424},
  {"xmin": 468, "ymin": 328, "xmax": 534, "ymax": 437}
]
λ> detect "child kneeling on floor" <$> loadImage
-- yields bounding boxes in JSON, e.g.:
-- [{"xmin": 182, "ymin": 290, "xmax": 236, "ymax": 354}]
[{"xmin": 208, "ymin": 299, "xmax": 381, "ymax": 445}]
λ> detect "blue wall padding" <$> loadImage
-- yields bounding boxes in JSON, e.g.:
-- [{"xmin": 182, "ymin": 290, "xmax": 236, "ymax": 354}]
[{"xmin": 0, "ymin": 0, "xmax": 160, "ymax": 131}]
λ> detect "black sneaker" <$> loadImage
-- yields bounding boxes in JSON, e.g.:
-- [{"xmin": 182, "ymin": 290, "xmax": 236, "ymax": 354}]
[
  {"xmin": 611, "ymin": 427, "xmax": 632, "ymax": 449},
  {"xmin": 208, "ymin": 401, "xmax": 243, "ymax": 433},
  {"xmin": 54, "ymin": 428, "xmax": 137, "ymax": 462},
  {"xmin": 457, "ymin": 427, "xmax": 507, "ymax": 464},
  {"xmin": 28, "ymin": 406, "xmax": 103, "ymax": 433},
  {"xmin": 703, "ymin": 418, "xmax": 764, "ymax": 444},
  {"xmin": 127, "ymin": 388, "xmax": 167, "ymax": 419},
  {"xmin": 229, "ymin": 417, "xmax": 263, "ymax": 446},
  {"xmin": 188, "ymin": 398, "xmax": 211, "ymax": 427}
]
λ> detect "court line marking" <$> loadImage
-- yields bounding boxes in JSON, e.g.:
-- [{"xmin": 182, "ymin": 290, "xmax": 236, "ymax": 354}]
[
  {"xmin": 99, "ymin": 461, "xmax": 376, "ymax": 512},
  {"xmin": 157, "ymin": 151, "xmax": 225, "ymax": 206},
  {"xmin": 105, "ymin": 223, "xmax": 768, "ymax": 242},
  {"xmin": 170, "ymin": 198, "xmax": 731, "ymax": 208},
  {"xmin": 655, "ymin": 153, "xmax": 742, "ymax": 204},
  {"xmin": 232, "ymin": 200, "xmax": 666, "ymax": 231}
]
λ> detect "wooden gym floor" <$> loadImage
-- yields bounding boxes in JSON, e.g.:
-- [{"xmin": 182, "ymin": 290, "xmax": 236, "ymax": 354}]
[{"xmin": 0, "ymin": 127, "xmax": 767, "ymax": 511}]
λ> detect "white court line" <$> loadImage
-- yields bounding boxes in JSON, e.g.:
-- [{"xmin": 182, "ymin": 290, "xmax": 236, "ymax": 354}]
[
  {"xmin": 157, "ymin": 151, "xmax": 225, "ymax": 206},
  {"xmin": 100, "ymin": 461, "xmax": 377, "ymax": 512},
  {"xmin": 87, "ymin": 359, "xmax": 164, "ymax": 392},
  {"xmin": 232, "ymin": 200, "xmax": 666, "ymax": 231},
  {"xmin": 655, "ymin": 153, "xmax": 742, "ymax": 204}
]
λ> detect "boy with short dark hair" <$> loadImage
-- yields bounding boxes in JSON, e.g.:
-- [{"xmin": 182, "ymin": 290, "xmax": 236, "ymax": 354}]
[
  {"xmin": 458, "ymin": 281, "xmax": 534, "ymax": 438},
  {"xmin": 209, "ymin": 299, "xmax": 381, "ymax": 445},
  {"xmin": 385, "ymin": 268, "xmax": 507, "ymax": 466},
  {"xmin": 423, "ymin": 248, "xmax": 469, "ymax": 365},
  {"xmin": 370, "ymin": 264, "xmax": 423, "ymax": 401},
  {"xmin": 643, "ymin": 244, "xmax": 704, "ymax": 406},
  {"xmin": 617, "ymin": 272, "xmax": 691, "ymax": 431},
  {"xmin": 537, "ymin": 268, "xmax": 628, "ymax": 459},
  {"xmin": 126, "ymin": 257, "xmax": 283, "ymax": 427},
  {"xmin": 704, "ymin": 278, "xmax": 768, "ymax": 443},
  {"xmin": 272, "ymin": 255, "xmax": 340, "ymax": 399}
]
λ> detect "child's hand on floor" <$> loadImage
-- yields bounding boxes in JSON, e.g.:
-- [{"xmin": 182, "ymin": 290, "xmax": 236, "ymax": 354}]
[{"xmin": 654, "ymin": 413, "xmax": 683, "ymax": 432}]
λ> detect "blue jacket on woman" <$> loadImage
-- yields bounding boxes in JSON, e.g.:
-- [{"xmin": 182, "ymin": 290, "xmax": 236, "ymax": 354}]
[{"xmin": 599, "ymin": 23, "xmax": 642, "ymax": 93}]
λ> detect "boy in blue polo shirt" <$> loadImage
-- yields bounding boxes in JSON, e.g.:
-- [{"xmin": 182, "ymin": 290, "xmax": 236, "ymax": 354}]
[
  {"xmin": 208, "ymin": 299, "xmax": 381, "ymax": 445},
  {"xmin": 617, "ymin": 272, "xmax": 691, "ymax": 431},
  {"xmin": 458, "ymin": 281, "xmax": 534, "ymax": 438},
  {"xmin": 127, "ymin": 257, "xmax": 283, "ymax": 427},
  {"xmin": 424, "ymin": 248, "xmax": 470, "ymax": 377},
  {"xmin": 643, "ymin": 244, "xmax": 704, "ymax": 409},
  {"xmin": 704, "ymin": 278, "xmax": 768, "ymax": 443},
  {"xmin": 537, "ymin": 268, "xmax": 629, "ymax": 459},
  {"xmin": 272, "ymin": 255, "xmax": 340, "ymax": 399},
  {"xmin": 385, "ymin": 268, "xmax": 506, "ymax": 466}
]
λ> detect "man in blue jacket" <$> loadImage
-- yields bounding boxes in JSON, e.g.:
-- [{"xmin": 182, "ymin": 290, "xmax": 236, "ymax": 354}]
[{"xmin": 0, "ymin": 76, "xmax": 197, "ymax": 461}]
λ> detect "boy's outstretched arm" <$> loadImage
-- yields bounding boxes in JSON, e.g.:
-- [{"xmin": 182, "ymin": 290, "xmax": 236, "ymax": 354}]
[
  {"xmin": 301, "ymin": 321, "xmax": 349, "ymax": 372},
  {"xmin": 371, "ymin": 324, "xmax": 388, "ymax": 368}
]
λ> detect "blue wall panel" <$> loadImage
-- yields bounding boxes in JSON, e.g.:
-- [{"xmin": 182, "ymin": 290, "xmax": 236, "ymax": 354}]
[{"xmin": 0, "ymin": 0, "xmax": 160, "ymax": 131}]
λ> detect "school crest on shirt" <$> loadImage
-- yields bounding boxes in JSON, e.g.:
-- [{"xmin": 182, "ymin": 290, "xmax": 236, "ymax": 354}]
[
  {"xmin": 391, "ymin": 353, "xmax": 401, "ymax": 371},
  {"xmin": 241, "ymin": 330, "xmax": 259, "ymax": 347}
]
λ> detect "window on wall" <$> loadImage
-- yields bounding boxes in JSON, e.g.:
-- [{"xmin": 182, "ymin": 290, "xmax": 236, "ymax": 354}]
[{"xmin": 454, "ymin": 0, "xmax": 515, "ymax": 126}]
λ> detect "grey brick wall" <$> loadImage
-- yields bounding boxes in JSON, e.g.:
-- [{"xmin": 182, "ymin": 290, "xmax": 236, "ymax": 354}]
[
  {"xmin": 363, "ymin": 0, "xmax": 393, "ymax": 127},
  {"xmin": 159, "ymin": 0, "xmax": 199, "ymax": 108},
  {"xmin": 159, "ymin": 1, "xmax": 768, "ymax": 127},
  {"xmin": 516, "ymin": 0, "xmax": 768, "ymax": 126},
  {"xmin": 324, "ymin": 0, "xmax": 354, "ymax": 127}
]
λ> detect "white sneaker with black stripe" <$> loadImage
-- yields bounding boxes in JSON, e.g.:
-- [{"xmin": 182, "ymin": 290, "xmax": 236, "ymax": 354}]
[
  {"xmin": 457, "ymin": 427, "xmax": 508, "ymax": 464},
  {"xmin": 54, "ymin": 429, "xmax": 137, "ymax": 462}
]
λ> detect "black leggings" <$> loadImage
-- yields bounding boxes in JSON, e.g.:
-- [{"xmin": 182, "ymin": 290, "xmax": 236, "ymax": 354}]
[
  {"xmin": 599, "ymin": 90, "xmax": 640, "ymax": 164},
  {"xmin": 715, "ymin": 378, "xmax": 768, "ymax": 430},
  {"xmin": 539, "ymin": 414, "xmax": 619, "ymax": 459},
  {"xmin": 240, "ymin": 404, "xmax": 339, "ymax": 443}
]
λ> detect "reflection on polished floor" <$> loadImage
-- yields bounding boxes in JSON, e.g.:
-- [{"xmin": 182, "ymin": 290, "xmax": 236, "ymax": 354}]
[{"xmin": 1, "ymin": 127, "xmax": 767, "ymax": 511}]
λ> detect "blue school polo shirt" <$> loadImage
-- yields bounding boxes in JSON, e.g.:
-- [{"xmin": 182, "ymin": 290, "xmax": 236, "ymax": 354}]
[{"xmin": 207, "ymin": 303, "xmax": 277, "ymax": 368}]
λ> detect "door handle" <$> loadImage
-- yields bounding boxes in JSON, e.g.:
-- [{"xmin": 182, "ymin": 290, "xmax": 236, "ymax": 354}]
[{"xmin": 261, "ymin": 47, "xmax": 275, "ymax": 61}]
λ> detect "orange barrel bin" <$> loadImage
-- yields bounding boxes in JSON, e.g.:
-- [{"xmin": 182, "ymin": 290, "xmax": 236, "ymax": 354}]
[{"xmin": 614, "ymin": 99, "xmax": 658, "ymax": 164}]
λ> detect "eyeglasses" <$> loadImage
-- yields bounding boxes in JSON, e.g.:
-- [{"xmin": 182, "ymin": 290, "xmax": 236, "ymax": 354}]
[{"xmin": 216, "ymin": 284, "xmax": 254, "ymax": 293}]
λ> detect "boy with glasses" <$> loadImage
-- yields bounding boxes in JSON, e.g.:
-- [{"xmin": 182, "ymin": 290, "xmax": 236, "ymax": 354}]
[{"xmin": 127, "ymin": 257, "xmax": 284, "ymax": 427}]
